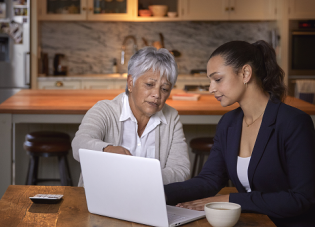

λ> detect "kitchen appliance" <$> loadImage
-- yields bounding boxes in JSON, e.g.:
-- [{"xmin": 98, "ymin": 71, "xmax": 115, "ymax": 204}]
[
  {"xmin": 289, "ymin": 20, "xmax": 315, "ymax": 76},
  {"xmin": 0, "ymin": 0, "xmax": 6, "ymax": 18},
  {"xmin": 0, "ymin": 0, "xmax": 30, "ymax": 104},
  {"xmin": 53, "ymin": 53, "xmax": 68, "ymax": 76}
]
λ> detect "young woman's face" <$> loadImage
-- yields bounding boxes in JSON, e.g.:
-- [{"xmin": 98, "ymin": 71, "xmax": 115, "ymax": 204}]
[{"xmin": 207, "ymin": 55, "xmax": 245, "ymax": 107}]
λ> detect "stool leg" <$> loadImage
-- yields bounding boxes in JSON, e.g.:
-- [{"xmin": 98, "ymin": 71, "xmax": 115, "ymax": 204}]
[
  {"xmin": 26, "ymin": 156, "xmax": 33, "ymax": 185},
  {"xmin": 26, "ymin": 156, "xmax": 38, "ymax": 185},
  {"xmin": 64, "ymin": 156, "xmax": 73, "ymax": 186},
  {"xmin": 58, "ymin": 156, "xmax": 67, "ymax": 186},
  {"xmin": 191, "ymin": 150, "xmax": 198, "ymax": 178},
  {"xmin": 33, "ymin": 156, "xmax": 39, "ymax": 185}
]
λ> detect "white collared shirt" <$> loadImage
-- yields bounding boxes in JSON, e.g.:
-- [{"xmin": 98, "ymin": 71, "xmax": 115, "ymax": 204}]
[{"xmin": 119, "ymin": 93, "xmax": 167, "ymax": 158}]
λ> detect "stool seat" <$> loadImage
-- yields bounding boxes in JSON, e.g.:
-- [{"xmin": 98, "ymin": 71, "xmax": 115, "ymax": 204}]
[
  {"xmin": 24, "ymin": 131, "xmax": 71, "ymax": 153},
  {"xmin": 24, "ymin": 131, "xmax": 73, "ymax": 186},
  {"xmin": 190, "ymin": 137, "xmax": 214, "ymax": 177},
  {"xmin": 190, "ymin": 137, "xmax": 214, "ymax": 151}
]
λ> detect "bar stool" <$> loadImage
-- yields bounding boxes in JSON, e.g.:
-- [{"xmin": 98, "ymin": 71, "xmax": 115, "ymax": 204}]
[
  {"xmin": 190, "ymin": 137, "xmax": 214, "ymax": 178},
  {"xmin": 24, "ymin": 131, "xmax": 73, "ymax": 186}
]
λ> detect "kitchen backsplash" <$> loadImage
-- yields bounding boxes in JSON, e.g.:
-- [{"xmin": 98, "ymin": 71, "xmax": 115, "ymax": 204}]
[{"xmin": 40, "ymin": 21, "xmax": 276, "ymax": 75}]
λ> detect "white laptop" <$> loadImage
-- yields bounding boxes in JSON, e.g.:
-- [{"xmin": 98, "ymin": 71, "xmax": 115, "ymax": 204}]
[{"xmin": 79, "ymin": 148, "xmax": 205, "ymax": 227}]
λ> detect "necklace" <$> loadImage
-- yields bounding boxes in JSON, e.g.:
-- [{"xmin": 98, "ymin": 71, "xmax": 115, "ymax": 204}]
[{"xmin": 244, "ymin": 111, "xmax": 264, "ymax": 127}]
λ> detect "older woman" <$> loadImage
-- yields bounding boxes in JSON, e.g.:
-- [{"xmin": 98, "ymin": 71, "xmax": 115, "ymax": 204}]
[{"xmin": 72, "ymin": 46, "xmax": 190, "ymax": 187}]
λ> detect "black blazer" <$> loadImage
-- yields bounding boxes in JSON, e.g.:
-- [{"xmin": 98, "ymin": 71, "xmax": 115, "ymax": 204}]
[{"xmin": 165, "ymin": 99, "xmax": 315, "ymax": 226}]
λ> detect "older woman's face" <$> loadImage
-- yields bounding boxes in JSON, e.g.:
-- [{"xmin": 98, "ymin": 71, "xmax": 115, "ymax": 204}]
[
  {"xmin": 128, "ymin": 70, "xmax": 172, "ymax": 119},
  {"xmin": 207, "ymin": 55, "xmax": 245, "ymax": 107}
]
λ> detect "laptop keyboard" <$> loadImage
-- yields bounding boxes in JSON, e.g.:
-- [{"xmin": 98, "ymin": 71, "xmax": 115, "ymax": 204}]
[{"xmin": 167, "ymin": 212, "xmax": 187, "ymax": 224}]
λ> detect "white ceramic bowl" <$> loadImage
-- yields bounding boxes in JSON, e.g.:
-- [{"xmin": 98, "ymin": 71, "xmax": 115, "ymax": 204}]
[
  {"xmin": 149, "ymin": 5, "xmax": 168, "ymax": 17},
  {"xmin": 204, "ymin": 202, "xmax": 241, "ymax": 227},
  {"xmin": 167, "ymin": 12, "xmax": 177, "ymax": 18}
]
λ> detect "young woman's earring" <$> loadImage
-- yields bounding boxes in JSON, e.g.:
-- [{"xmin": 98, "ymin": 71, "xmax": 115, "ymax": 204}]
[
  {"xmin": 244, "ymin": 82, "xmax": 248, "ymax": 88},
  {"xmin": 128, "ymin": 88, "xmax": 131, "ymax": 92}
]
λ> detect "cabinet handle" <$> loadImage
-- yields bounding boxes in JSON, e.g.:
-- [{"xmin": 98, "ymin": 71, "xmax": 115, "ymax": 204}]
[
  {"xmin": 230, "ymin": 7, "xmax": 235, "ymax": 11},
  {"xmin": 89, "ymin": 7, "xmax": 93, "ymax": 11},
  {"xmin": 55, "ymin": 81, "xmax": 63, "ymax": 87},
  {"xmin": 82, "ymin": 7, "xmax": 86, "ymax": 11}
]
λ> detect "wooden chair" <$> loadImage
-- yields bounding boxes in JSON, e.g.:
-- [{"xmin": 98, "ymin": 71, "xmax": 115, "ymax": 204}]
[
  {"xmin": 24, "ymin": 131, "xmax": 73, "ymax": 186},
  {"xmin": 190, "ymin": 137, "xmax": 214, "ymax": 178}
]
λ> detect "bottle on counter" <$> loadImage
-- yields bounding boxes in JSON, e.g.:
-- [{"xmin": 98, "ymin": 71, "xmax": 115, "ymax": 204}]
[{"xmin": 112, "ymin": 58, "xmax": 118, "ymax": 73}]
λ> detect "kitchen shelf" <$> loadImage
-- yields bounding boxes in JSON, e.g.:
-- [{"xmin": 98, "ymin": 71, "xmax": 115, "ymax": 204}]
[
  {"xmin": 133, "ymin": 16, "xmax": 181, "ymax": 22},
  {"xmin": 13, "ymin": 5, "xmax": 28, "ymax": 8}
]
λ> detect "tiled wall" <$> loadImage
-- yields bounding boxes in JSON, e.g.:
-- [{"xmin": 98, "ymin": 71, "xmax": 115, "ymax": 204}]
[{"xmin": 40, "ymin": 21, "xmax": 276, "ymax": 75}]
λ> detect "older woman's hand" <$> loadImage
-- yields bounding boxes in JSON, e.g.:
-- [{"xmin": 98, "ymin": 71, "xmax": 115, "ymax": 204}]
[
  {"xmin": 103, "ymin": 145, "xmax": 132, "ymax": 155},
  {"xmin": 176, "ymin": 194, "xmax": 229, "ymax": 211}
]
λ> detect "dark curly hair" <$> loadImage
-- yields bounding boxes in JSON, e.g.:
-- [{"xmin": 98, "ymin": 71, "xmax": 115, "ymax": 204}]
[{"xmin": 209, "ymin": 40, "xmax": 286, "ymax": 102}]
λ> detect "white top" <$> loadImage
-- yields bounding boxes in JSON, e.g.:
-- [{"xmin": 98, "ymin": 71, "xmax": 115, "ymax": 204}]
[
  {"xmin": 237, "ymin": 156, "xmax": 252, "ymax": 192},
  {"xmin": 119, "ymin": 93, "xmax": 167, "ymax": 158}
]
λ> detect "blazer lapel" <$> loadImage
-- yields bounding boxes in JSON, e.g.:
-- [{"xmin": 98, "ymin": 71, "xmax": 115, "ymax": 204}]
[
  {"xmin": 248, "ymin": 99, "xmax": 280, "ymax": 189},
  {"xmin": 226, "ymin": 110, "xmax": 246, "ymax": 192}
]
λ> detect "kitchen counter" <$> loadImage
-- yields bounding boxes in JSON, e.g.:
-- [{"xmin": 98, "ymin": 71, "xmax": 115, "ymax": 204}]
[
  {"xmin": 0, "ymin": 89, "xmax": 238, "ymax": 115},
  {"xmin": 1, "ymin": 89, "xmax": 315, "ymax": 115},
  {"xmin": 37, "ymin": 74, "xmax": 209, "ymax": 90}
]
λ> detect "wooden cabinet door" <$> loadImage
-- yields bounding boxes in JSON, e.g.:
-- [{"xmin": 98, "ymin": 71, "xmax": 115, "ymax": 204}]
[
  {"xmin": 229, "ymin": 0, "xmax": 276, "ymax": 20},
  {"xmin": 87, "ymin": 0, "xmax": 135, "ymax": 21},
  {"xmin": 38, "ymin": 81, "xmax": 81, "ymax": 89},
  {"xmin": 114, "ymin": 80, "xmax": 128, "ymax": 89},
  {"xmin": 38, "ymin": 0, "xmax": 87, "ymax": 21},
  {"xmin": 182, "ymin": 0, "xmax": 229, "ymax": 20},
  {"xmin": 81, "ymin": 80, "xmax": 115, "ymax": 89},
  {"xmin": 289, "ymin": 0, "xmax": 315, "ymax": 19}
]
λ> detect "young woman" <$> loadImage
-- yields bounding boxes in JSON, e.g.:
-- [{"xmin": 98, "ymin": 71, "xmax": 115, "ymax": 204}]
[{"xmin": 164, "ymin": 40, "xmax": 315, "ymax": 226}]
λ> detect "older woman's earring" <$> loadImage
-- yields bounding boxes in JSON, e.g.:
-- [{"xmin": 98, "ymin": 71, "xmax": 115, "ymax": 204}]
[{"xmin": 128, "ymin": 88, "xmax": 131, "ymax": 92}]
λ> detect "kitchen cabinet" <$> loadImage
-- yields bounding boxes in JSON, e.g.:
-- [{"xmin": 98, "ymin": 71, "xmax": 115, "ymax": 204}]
[
  {"xmin": 181, "ymin": 0, "xmax": 229, "ymax": 20},
  {"xmin": 38, "ymin": 0, "xmax": 87, "ymax": 21},
  {"xmin": 174, "ymin": 77, "xmax": 209, "ymax": 90},
  {"xmin": 38, "ymin": 80, "xmax": 81, "ymax": 89},
  {"xmin": 288, "ymin": 0, "xmax": 315, "ymax": 19},
  {"xmin": 114, "ymin": 80, "xmax": 128, "ymax": 89},
  {"xmin": 38, "ymin": 0, "xmax": 277, "ymax": 21},
  {"xmin": 37, "ymin": 76, "xmax": 209, "ymax": 90},
  {"xmin": 182, "ymin": 0, "xmax": 277, "ymax": 21},
  {"xmin": 38, "ymin": 0, "xmax": 134, "ymax": 21},
  {"xmin": 81, "ymin": 80, "xmax": 115, "ymax": 89},
  {"xmin": 134, "ymin": 0, "xmax": 182, "ymax": 22}
]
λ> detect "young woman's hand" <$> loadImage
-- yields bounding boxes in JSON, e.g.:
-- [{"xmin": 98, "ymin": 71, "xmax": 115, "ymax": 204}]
[
  {"xmin": 176, "ymin": 194, "xmax": 229, "ymax": 211},
  {"xmin": 103, "ymin": 146, "xmax": 132, "ymax": 155}
]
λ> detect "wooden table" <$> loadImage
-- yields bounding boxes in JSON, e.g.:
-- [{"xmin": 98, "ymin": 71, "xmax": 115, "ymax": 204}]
[
  {"xmin": 0, "ymin": 186, "xmax": 275, "ymax": 227},
  {"xmin": 1, "ymin": 89, "xmax": 315, "ymax": 197}
]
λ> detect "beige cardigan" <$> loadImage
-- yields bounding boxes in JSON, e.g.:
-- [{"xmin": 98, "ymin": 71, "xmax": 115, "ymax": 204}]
[{"xmin": 72, "ymin": 93, "xmax": 190, "ymax": 186}]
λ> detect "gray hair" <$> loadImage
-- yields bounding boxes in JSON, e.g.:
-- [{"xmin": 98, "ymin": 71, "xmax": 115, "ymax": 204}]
[{"xmin": 125, "ymin": 46, "xmax": 178, "ymax": 95}]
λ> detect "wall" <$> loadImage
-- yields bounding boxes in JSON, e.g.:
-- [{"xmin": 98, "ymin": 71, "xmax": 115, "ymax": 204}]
[{"xmin": 40, "ymin": 21, "xmax": 276, "ymax": 75}]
